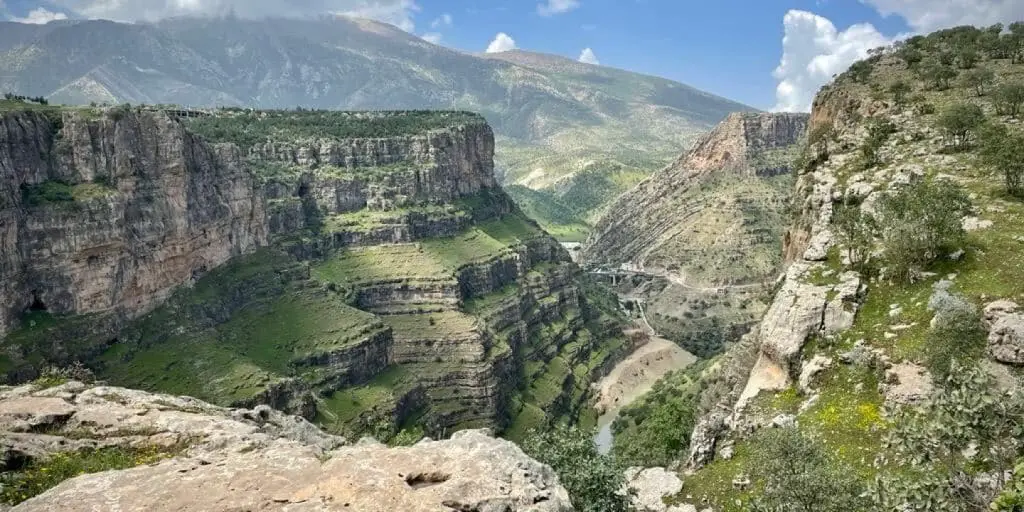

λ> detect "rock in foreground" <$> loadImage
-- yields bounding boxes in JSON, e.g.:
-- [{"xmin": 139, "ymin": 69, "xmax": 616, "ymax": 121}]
[{"xmin": 1, "ymin": 382, "xmax": 573, "ymax": 512}]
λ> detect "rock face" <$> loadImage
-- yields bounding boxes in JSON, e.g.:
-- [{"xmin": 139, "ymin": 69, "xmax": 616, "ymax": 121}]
[
  {"xmin": 582, "ymin": 112, "xmax": 808, "ymax": 285},
  {"xmin": 0, "ymin": 110, "xmax": 267, "ymax": 336},
  {"xmin": 2, "ymin": 382, "xmax": 573, "ymax": 512}
]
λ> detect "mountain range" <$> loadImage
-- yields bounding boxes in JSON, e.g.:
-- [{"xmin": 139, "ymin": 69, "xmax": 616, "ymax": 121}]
[{"xmin": 0, "ymin": 15, "xmax": 753, "ymax": 236}]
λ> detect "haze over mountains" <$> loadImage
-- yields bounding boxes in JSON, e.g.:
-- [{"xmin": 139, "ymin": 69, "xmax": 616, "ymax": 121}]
[{"xmin": 0, "ymin": 15, "xmax": 753, "ymax": 236}]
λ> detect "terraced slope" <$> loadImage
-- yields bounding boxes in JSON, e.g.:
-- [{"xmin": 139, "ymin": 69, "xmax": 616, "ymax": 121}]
[{"xmin": 0, "ymin": 105, "xmax": 627, "ymax": 440}]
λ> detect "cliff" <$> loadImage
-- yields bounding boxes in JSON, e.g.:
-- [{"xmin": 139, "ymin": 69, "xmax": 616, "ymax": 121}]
[
  {"xmin": 0, "ymin": 105, "xmax": 627, "ymax": 442},
  {"xmin": 0, "ymin": 110, "xmax": 266, "ymax": 337},
  {"xmin": 0, "ymin": 381, "xmax": 573, "ymax": 511}
]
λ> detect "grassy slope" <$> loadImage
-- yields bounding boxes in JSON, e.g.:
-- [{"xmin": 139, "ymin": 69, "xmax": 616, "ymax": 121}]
[{"xmin": 680, "ymin": 36, "xmax": 1024, "ymax": 511}]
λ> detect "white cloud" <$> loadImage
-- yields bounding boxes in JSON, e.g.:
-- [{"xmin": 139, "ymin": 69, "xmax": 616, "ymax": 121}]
[
  {"xmin": 861, "ymin": 0, "xmax": 1024, "ymax": 32},
  {"xmin": 537, "ymin": 0, "xmax": 580, "ymax": 17},
  {"xmin": 485, "ymin": 32, "xmax": 517, "ymax": 53},
  {"xmin": 421, "ymin": 32, "xmax": 442, "ymax": 44},
  {"xmin": 430, "ymin": 12, "xmax": 451, "ymax": 29},
  {"xmin": 578, "ymin": 47, "xmax": 599, "ymax": 65},
  {"xmin": 49, "ymin": 0, "xmax": 421, "ymax": 31},
  {"xmin": 772, "ymin": 10, "xmax": 893, "ymax": 112},
  {"xmin": 12, "ymin": 7, "xmax": 69, "ymax": 24}
]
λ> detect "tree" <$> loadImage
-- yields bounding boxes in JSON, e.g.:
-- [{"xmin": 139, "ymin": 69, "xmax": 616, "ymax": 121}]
[
  {"xmin": 898, "ymin": 47, "xmax": 924, "ymax": 68},
  {"xmin": 748, "ymin": 428, "xmax": 869, "ymax": 512},
  {"xmin": 936, "ymin": 103, "xmax": 985, "ymax": 150},
  {"xmin": 521, "ymin": 425, "xmax": 632, "ymax": 512},
  {"xmin": 832, "ymin": 201, "xmax": 876, "ymax": 272},
  {"xmin": 877, "ymin": 179, "xmax": 970, "ymax": 281},
  {"xmin": 919, "ymin": 60, "xmax": 958, "ymax": 90},
  {"xmin": 994, "ymin": 82, "xmax": 1024, "ymax": 117},
  {"xmin": 847, "ymin": 60, "xmax": 874, "ymax": 83},
  {"xmin": 960, "ymin": 68, "xmax": 995, "ymax": 96},
  {"xmin": 612, "ymin": 377, "xmax": 697, "ymax": 467},
  {"xmin": 956, "ymin": 46, "xmax": 979, "ymax": 69},
  {"xmin": 860, "ymin": 118, "xmax": 897, "ymax": 166},
  {"xmin": 888, "ymin": 80, "xmax": 912, "ymax": 105},
  {"xmin": 979, "ymin": 123, "xmax": 1024, "ymax": 197}
]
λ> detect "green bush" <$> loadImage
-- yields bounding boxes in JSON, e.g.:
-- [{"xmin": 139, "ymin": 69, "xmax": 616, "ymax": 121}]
[
  {"xmin": 888, "ymin": 81, "xmax": 912, "ymax": 105},
  {"xmin": 960, "ymin": 68, "xmax": 996, "ymax": 96},
  {"xmin": 521, "ymin": 425, "xmax": 631, "ymax": 512},
  {"xmin": 877, "ymin": 179, "xmax": 970, "ymax": 281},
  {"xmin": 21, "ymin": 181, "xmax": 74, "ymax": 205},
  {"xmin": 923, "ymin": 297, "xmax": 986, "ymax": 382},
  {"xmin": 860, "ymin": 118, "xmax": 897, "ymax": 166},
  {"xmin": 832, "ymin": 201, "xmax": 876, "ymax": 272},
  {"xmin": 612, "ymin": 370, "xmax": 698, "ymax": 467},
  {"xmin": 919, "ymin": 60, "xmax": 958, "ymax": 90}
]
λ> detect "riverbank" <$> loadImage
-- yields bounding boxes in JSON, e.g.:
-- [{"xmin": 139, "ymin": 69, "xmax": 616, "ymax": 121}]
[{"xmin": 593, "ymin": 335, "xmax": 697, "ymax": 453}]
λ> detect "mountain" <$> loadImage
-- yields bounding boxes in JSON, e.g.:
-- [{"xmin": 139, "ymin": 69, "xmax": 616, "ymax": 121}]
[
  {"xmin": 0, "ymin": 16, "xmax": 754, "ymax": 237},
  {"xmin": 580, "ymin": 112, "xmax": 808, "ymax": 356}
]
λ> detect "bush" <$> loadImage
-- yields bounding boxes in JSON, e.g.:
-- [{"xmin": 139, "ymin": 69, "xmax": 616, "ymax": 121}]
[
  {"xmin": 936, "ymin": 103, "xmax": 985, "ymax": 150},
  {"xmin": 877, "ymin": 179, "xmax": 970, "ymax": 281},
  {"xmin": 612, "ymin": 371, "xmax": 698, "ymax": 467},
  {"xmin": 923, "ymin": 296, "xmax": 986, "ymax": 382},
  {"xmin": 888, "ymin": 80, "xmax": 912, "ymax": 105},
  {"xmin": 748, "ymin": 428, "xmax": 868, "ymax": 512},
  {"xmin": 919, "ymin": 60, "xmax": 958, "ymax": 90},
  {"xmin": 521, "ymin": 425, "xmax": 631, "ymax": 512},
  {"xmin": 846, "ymin": 60, "xmax": 875, "ymax": 83},
  {"xmin": 860, "ymin": 118, "xmax": 897, "ymax": 166},
  {"xmin": 994, "ymin": 82, "xmax": 1024, "ymax": 117},
  {"xmin": 832, "ymin": 202, "xmax": 876, "ymax": 272}
]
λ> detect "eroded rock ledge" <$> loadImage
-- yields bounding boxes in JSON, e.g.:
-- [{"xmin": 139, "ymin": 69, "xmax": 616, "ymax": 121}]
[{"xmin": 1, "ymin": 381, "xmax": 572, "ymax": 512}]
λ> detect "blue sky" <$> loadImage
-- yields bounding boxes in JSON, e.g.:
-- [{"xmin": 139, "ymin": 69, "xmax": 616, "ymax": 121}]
[{"xmin": 3, "ymin": 0, "xmax": 1024, "ymax": 111}]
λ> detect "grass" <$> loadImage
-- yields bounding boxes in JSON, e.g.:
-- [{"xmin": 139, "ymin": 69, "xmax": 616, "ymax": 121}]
[
  {"xmin": 316, "ymin": 365, "xmax": 410, "ymax": 428},
  {"xmin": 384, "ymin": 311, "xmax": 478, "ymax": 340},
  {"xmin": 0, "ymin": 444, "xmax": 187, "ymax": 506}
]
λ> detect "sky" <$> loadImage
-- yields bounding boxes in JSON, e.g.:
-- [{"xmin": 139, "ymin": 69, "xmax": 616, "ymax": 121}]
[{"xmin": 2, "ymin": 0, "xmax": 1024, "ymax": 111}]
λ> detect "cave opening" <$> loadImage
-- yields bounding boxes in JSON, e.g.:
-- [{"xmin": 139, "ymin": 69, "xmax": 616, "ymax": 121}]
[{"xmin": 28, "ymin": 291, "xmax": 48, "ymax": 312}]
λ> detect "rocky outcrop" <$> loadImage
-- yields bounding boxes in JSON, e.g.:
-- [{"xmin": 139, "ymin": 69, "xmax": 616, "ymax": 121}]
[
  {"xmin": 625, "ymin": 467, "xmax": 695, "ymax": 512},
  {"xmin": 984, "ymin": 301, "xmax": 1024, "ymax": 365},
  {"xmin": 0, "ymin": 110, "xmax": 267, "ymax": 336},
  {"xmin": 2, "ymin": 382, "xmax": 573, "ymax": 512}
]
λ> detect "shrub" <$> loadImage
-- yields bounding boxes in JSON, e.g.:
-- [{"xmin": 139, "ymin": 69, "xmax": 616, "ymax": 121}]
[
  {"xmin": 847, "ymin": 60, "xmax": 874, "ymax": 83},
  {"xmin": 612, "ymin": 371, "xmax": 697, "ymax": 467},
  {"xmin": 994, "ymin": 82, "xmax": 1024, "ymax": 117},
  {"xmin": 888, "ymin": 80, "xmax": 912, "ymax": 105},
  {"xmin": 923, "ymin": 296, "xmax": 986, "ymax": 382},
  {"xmin": 860, "ymin": 118, "xmax": 897, "ymax": 166},
  {"xmin": 832, "ymin": 201, "xmax": 876, "ymax": 272},
  {"xmin": 877, "ymin": 179, "xmax": 970, "ymax": 281},
  {"xmin": 919, "ymin": 60, "xmax": 958, "ymax": 90},
  {"xmin": 521, "ymin": 425, "xmax": 631, "ymax": 512},
  {"xmin": 936, "ymin": 103, "xmax": 985, "ymax": 150}
]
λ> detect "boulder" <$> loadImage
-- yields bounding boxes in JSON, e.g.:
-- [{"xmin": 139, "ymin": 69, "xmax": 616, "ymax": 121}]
[
  {"xmin": 984, "ymin": 301, "xmax": 1024, "ymax": 365},
  {"xmin": 625, "ymin": 467, "xmax": 684, "ymax": 512},
  {"xmin": 799, "ymin": 356, "xmax": 834, "ymax": 394},
  {"xmin": 686, "ymin": 410, "xmax": 728, "ymax": 470}
]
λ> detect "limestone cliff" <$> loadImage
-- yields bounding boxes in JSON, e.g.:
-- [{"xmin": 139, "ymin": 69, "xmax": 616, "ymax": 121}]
[
  {"xmin": 0, "ymin": 110, "xmax": 267, "ymax": 337},
  {"xmin": 0, "ymin": 381, "xmax": 573, "ymax": 511},
  {"xmin": 0, "ymin": 106, "xmax": 626, "ymax": 442}
]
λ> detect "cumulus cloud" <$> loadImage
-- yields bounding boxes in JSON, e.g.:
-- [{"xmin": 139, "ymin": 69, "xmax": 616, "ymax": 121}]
[
  {"xmin": 862, "ymin": 0, "xmax": 1024, "ymax": 32},
  {"xmin": 773, "ymin": 10, "xmax": 893, "ymax": 112},
  {"xmin": 485, "ymin": 32, "xmax": 517, "ymax": 53},
  {"xmin": 48, "ymin": 0, "xmax": 420, "ymax": 30},
  {"xmin": 12, "ymin": 7, "xmax": 69, "ymax": 24},
  {"xmin": 430, "ymin": 12, "xmax": 451, "ymax": 29},
  {"xmin": 537, "ymin": 0, "xmax": 580, "ymax": 17},
  {"xmin": 578, "ymin": 47, "xmax": 599, "ymax": 65}
]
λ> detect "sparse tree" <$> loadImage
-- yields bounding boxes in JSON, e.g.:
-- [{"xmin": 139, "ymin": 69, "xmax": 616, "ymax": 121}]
[
  {"xmin": 888, "ymin": 80, "xmax": 912, "ymax": 105},
  {"xmin": 860, "ymin": 118, "xmax": 897, "ymax": 166},
  {"xmin": 956, "ymin": 46, "xmax": 979, "ymax": 69},
  {"xmin": 979, "ymin": 123, "xmax": 1024, "ymax": 197},
  {"xmin": 898, "ymin": 47, "xmax": 924, "ymax": 68},
  {"xmin": 847, "ymin": 60, "xmax": 875, "ymax": 84},
  {"xmin": 936, "ymin": 103, "xmax": 985, "ymax": 150},
  {"xmin": 919, "ymin": 60, "xmax": 958, "ymax": 90},
  {"xmin": 832, "ymin": 202, "xmax": 876, "ymax": 272},
  {"xmin": 960, "ymin": 68, "xmax": 995, "ymax": 96},
  {"xmin": 994, "ymin": 82, "xmax": 1024, "ymax": 117}
]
